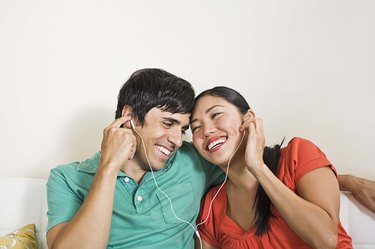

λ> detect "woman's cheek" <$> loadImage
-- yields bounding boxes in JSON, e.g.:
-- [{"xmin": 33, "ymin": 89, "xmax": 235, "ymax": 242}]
[{"xmin": 192, "ymin": 136, "xmax": 201, "ymax": 150}]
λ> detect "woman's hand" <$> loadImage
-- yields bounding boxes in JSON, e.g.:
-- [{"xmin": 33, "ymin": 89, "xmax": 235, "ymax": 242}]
[{"xmin": 240, "ymin": 117, "xmax": 266, "ymax": 175}]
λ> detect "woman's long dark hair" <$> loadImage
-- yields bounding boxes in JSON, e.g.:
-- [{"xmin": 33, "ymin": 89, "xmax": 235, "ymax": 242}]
[{"xmin": 194, "ymin": 86, "xmax": 283, "ymax": 236}]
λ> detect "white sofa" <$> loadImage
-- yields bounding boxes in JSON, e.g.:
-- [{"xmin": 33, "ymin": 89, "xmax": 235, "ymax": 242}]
[
  {"xmin": 1, "ymin": 178, "xmax": 375, "ymax": 249},
  {"xmin": 0, "ymin": 178, "xmax": 48, "ymax": 249},
  {"xmin": 339, "ymin": 192, "xmax": 375, "ymax": 249}
]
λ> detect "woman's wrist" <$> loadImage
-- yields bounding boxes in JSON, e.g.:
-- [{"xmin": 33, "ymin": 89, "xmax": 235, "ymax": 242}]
[{"xmin": 250, "ymin": 162, "xmax": 270, "ymax": 182}]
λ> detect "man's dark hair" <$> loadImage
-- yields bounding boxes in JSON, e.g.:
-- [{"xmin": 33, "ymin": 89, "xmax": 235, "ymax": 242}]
[{"xmin": 115, "ymin": 68, "xmax": 195, "ymax": 125}]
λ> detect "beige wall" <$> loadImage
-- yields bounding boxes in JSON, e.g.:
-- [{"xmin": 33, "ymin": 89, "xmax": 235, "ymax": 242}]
[{"xmin": 1, "ymin": 0, "xmax": 374, "ymax": 179}]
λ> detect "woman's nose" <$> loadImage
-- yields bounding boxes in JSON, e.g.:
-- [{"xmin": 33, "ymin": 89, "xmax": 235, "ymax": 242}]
[{"xmin": 203, "ymin": 124, "xmax": 216, "ymax": 138}]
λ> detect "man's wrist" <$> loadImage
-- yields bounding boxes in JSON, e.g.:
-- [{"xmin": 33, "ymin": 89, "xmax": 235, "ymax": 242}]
[{"xmin": 338, "ymin": 174, "xmax": 359, "ymax": 192}]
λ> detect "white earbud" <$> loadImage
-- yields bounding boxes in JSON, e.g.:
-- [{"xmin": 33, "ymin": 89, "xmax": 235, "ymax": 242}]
[{"xmin": 130, "ymin": 119, "xmax": 136, "ymax": 130}]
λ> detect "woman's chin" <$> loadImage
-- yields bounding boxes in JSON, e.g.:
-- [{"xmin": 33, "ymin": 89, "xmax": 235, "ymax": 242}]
[{"xmin": 212, "ymin": 158, "xmax": 231, "ymax": 169}]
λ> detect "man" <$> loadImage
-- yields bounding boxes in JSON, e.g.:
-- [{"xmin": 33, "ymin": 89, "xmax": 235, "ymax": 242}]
[{"xmin": 46, "ymin": 68, "xmax": 223, "ymax": 249}]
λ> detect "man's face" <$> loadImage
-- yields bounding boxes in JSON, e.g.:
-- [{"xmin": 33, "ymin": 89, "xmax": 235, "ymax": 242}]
[{"xmin": 132, "ymin": 107, "xmax": 190, "ymax": 171}]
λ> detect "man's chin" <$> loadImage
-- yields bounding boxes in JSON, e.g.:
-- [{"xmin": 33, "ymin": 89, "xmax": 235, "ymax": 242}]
[{"xmin": 145, "ymin": 159, "xmax": 166, "ymax": 171}]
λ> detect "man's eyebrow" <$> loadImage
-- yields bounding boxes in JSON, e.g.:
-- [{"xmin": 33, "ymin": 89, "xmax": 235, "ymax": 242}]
[{"xmin": 190, "ymin": 105, "xmax": 224, "ymax": 124}]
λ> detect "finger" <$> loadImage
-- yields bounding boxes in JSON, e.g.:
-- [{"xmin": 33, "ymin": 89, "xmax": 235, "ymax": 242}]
[
  {"xmin": 258, "ymin": 118, "xmax": 265, "ymax": 141},
  {"xmin": 240, "ymin": 117, "xmax": 255, "ymax": 132},
  {"xmin": 109, "ymin": 116, "xmax": 132, "ymax": 128},
  {"xmin": 128, "ymin": 145, "xmax": 136, "ymax": 160},
  {"xmin": 254, "ymin": 118, "xmax": 263, "ymax": 135},
  {"xmin": 248, "ymin": 121, "xmax": 256, "ymax": 138},
  {"xmin": 130, "ymin": 135, "xmax": 138, "ymax": 159},
  {"xmin": 239, "ymin": 120, "xmax": 248, "ymax": 132},
  {"xmin": 103, "ymin": 117, "xmax": 135, "ymax": 141},
  {"xmin": 254, "ymin": 118, "xmax": 265, "ymax": 146}
]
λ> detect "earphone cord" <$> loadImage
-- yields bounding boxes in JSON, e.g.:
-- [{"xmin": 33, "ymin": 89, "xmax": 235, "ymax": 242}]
[
  {"xmin": 195, "ymin": 130, "xmax": 247, "ymax": 246},
  {"xmin": 133, "ymin": 126, "xmax": 246, "ymax": 249},
  {"xmin": 132, "ymin": 127, "xmax": 197, "ymax": 233}
]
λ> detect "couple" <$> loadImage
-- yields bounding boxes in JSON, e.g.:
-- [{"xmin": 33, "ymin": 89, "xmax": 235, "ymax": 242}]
[{"xmin": 47, "ymin": 68, "xmax": 356, "ymax": 249}]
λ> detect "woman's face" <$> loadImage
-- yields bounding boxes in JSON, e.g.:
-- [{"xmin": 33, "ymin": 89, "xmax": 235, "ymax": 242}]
[{"xmin": 190, "ymin": 95, "xmax": 246, "ymax": 167}]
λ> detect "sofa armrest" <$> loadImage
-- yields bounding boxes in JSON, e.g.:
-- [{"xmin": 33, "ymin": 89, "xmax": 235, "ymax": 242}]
[
  {"xmin": 0, "ymin": 178, "xmax": 48, "ymax": 249},
  {"xmin": 340, "ymin": 191, "xmax": 375, "ymax": 249}
]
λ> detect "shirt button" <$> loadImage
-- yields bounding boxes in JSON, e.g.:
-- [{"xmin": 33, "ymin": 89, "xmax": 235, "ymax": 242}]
[
  {"xmin": 137, "ymin": 196, "xmax": 143, "ymax": 202},
  {"xmin": 124, "ymin": 177, "xmax": 130, "ymax": 183}
]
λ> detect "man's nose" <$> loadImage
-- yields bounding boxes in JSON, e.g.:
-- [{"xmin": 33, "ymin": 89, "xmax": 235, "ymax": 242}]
[{"xmin": 168, "ymin": 128, "xmax": 183, "ymax": 148}]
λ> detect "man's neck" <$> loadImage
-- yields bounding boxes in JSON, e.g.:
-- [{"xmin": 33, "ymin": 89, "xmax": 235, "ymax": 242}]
[{"xmin": 121, "ymin": 159, "xmax": 148, "ymax": 183}]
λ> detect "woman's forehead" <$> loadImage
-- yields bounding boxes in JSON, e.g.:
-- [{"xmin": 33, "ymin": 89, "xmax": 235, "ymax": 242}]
[{"xmin": 191, "ymin": 96, "xmax": 235, "ymax": 120}]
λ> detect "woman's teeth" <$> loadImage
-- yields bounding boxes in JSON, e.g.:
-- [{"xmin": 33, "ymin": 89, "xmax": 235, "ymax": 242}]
[{"xmin": 208, "ymin": 138, "xmax": 226, "ymax": 151}]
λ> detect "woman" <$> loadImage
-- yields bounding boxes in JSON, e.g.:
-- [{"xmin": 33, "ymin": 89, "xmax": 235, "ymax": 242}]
[{"xmin": 190, "ymin": 86, "xmax": 353, "ymax": 249}]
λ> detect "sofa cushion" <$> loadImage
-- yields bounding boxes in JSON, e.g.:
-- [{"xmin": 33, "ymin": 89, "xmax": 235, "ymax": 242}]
[{"xmin": 0, "ymin": 223, "xmax": 37, "ymax": 249}]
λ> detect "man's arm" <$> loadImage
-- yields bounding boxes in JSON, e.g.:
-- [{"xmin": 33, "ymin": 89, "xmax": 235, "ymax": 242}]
[
  {"xmin": 47, "ymin": 116, "xmax": 136, "ymax": 249},
  {"xmin": 47, "ymin": 168, "xmax": 118, "ymax": 249},
  {"xmin": 338, "ymin": 174, "xmax": 375, "ymax": 213}
]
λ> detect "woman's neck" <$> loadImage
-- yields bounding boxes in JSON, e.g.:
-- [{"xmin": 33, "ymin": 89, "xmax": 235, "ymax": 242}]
[
  {"xmin": 226, "ymin": 170, "xmax": 259, "ymax": 231},
  {"xmin": 222, "ymin": 152, "xmax": 258, "ymax": 193},
  {"xmin": 222, "ymin": 143, "xmax": 260, "ymax": 231}
]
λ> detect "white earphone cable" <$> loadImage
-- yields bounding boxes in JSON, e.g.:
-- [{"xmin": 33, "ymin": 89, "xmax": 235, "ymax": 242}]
[
  {"xmin": 132, "ymin": 126, "xmax": 197, "ymax": 233},
  {"xmin": 196, "ymin": 130, "xmax": 246, "ymax": 228},
  {"xmin": 132, "ymin": 123, "xmax": 246, "ymax": 249}
]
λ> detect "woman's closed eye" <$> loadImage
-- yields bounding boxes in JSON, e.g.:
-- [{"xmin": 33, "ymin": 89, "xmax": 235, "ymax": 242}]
[
  {"xmin": 211, "ymin": 112, "xmax": 223, "ymax": 119},
  {"xmin": 191, "ymin": 125, "xmax": 200, "ymax": 133}
]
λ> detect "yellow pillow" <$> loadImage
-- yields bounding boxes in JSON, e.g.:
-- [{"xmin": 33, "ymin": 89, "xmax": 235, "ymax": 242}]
[{"xmin": 0, "ymin": 224, "xmax": 37, "ymax": 249}]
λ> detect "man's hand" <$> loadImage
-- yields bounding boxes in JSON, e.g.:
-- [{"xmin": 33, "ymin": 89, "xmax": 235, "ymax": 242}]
[
  {"xmin": 100, "ymin": 116, "xmax": 137, "ymax": 172},
  {"xmin": 338, "ymin": 174, "xmax": 375, "ymax": 213}
]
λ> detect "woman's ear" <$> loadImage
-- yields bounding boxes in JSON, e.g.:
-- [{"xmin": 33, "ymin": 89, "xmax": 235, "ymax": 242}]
[
  {"xmin": 243, "ymin": 109, "xmax": 255, "ymax": 121},
  {"xmin": 121, "ymin": 105, "xmax": 133, "ymax": 118}
]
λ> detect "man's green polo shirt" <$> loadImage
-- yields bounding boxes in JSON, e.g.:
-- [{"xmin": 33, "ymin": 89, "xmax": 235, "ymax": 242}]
[{"xmin": 47, "ymin": 142, "xmax": 223, "ymax": 249}]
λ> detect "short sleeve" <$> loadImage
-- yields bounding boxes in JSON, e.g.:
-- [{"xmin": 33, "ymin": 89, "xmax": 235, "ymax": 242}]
[
  {"xmin": 46, "ymin": 166, "xmax": 83, "ymax": 232},
  {"xmin": 279, "ymin": 137, "xmax": 336, "ymax": 188}
]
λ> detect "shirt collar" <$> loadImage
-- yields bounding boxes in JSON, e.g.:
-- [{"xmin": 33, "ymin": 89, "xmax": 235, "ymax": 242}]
[
  {"xmin": 76, "ymin": 149, "xmax": 178, "ymax": 175},
  {"xmin": 76, "ymin": 152, "xmax": 101, "ymax": 174}
]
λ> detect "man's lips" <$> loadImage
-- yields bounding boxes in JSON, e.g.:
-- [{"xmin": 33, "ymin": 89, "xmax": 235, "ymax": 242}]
[
  {"xmin": 156, "ymin": 145, "xmax": 172, "ymax": 156},
  {"xmin": 207, "ymin": 136, "xmax": 227, "ymax": 152}
]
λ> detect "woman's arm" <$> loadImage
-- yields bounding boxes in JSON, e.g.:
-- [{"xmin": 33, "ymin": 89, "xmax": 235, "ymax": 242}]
[
  {"xmin": 244, "ymin": 118, "xmax": 339, "ymax": 249},
  {"xmin": 338, "ymin": 174, "xmax": 375, "ymax": 212},
  {"xmin": 254, "ymin": 165, "xmax": 339, "ymax": 249}
]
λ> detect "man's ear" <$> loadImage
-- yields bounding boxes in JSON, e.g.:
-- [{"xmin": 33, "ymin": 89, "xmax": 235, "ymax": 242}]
[{"xmin": 121, "ymin": 105, "xmax": 133, "ymax": 118}]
